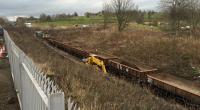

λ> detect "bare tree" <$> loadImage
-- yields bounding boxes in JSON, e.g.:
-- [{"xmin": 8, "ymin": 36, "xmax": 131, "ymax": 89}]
[
  {"xmin": 111, "ymin": 0, "xmax": 135, "ymax": 31},
  {"xmin": 73, "ymin": 12, "xmax": 78, "ymax": 17},
  {"xmin": 0, "ymin": 18, "xmax": 6, "ymax": 25},
  {"xmin": 160, "ymin": 0, "xmax": 200, "ymax": 35},
  {"xmin": 160, "ymin": 0, "xmax": 189, "ymax": 33},
  {"xmin": 103, "ymin": 3, "xmax": 112, "ymax": 29},
  {"xmin": 187, "ymin": 0, "xmax": 200, "ymax": 34},
  {"xmin": 16, "ymin": 17, "xmax": 27, "ymax": 26},
  {"xmin": 39, "ymin": 13, "xmax": 47, "ymax": 21},
  {"xmin": 147, "ymin": 10, "xmax": 155, "ymax": 24}
]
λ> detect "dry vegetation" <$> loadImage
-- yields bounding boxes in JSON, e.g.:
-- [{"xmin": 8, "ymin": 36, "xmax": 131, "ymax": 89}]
[
  {"xmin": 5, "ymin": 26, "xmax": 187, "ymax": 110},
  {"xmin": 46, "ymin": 27, "xmax": 200, "ymax": 80}
]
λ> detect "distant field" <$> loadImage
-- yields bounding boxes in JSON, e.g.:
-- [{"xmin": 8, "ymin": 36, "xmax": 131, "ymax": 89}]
[
  {"xmin": 33, "ymin": 16, "xmax": 161, "ymax": 31},
  {"xmin": 33, "ymin": 16, "xmax": 106, "ymax": 27}
]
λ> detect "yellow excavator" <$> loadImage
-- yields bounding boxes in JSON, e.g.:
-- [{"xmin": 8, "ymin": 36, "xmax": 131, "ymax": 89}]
[{"xmin": 84, "ymin": 54, "xmax": 107, "ymax": 74}]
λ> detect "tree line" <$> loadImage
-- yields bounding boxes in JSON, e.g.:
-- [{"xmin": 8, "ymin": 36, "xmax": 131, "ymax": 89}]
[
  {"xmin": 102, "ymin": 0, "xmax": 160, "ymax": 31},
  {"xmin": 4, "ymin": 0, "xmax": 200, "ymax": 34},
  {"xmin": 39, "ymin": 12, "xmax": 78, "ymax": 21},
  {"xmin": 103, "ymin": 0, "xmax": 200, "ymax": 33}
]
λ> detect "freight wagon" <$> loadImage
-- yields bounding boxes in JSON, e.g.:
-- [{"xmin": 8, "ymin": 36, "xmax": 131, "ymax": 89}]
[{"xmin": 148, "ymin": 73, "xmax": 200, "ymax": 105}]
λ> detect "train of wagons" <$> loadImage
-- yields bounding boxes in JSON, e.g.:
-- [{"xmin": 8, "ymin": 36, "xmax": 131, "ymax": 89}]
[{"xmin": 35, "ymin": 32, "xmax": 200, "ymax": 106}]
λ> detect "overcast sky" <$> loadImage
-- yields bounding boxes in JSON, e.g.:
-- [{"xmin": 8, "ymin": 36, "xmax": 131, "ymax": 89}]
[{"xmin": 0, "ymin": 0, "xmax": 159, "ymax": 21}]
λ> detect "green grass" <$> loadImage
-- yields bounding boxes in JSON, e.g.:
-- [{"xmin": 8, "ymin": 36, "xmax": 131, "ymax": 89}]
[
  {"xmin": 33, "ymin": 15, "xmax": 162, "ymax": 31},
  {"xmin": 144, "ymin": 12, "xmax": 164, "ymax": 22},
  {"xmin": 129, "ymin": 23, "xmax": 160, "ymax": 31}
]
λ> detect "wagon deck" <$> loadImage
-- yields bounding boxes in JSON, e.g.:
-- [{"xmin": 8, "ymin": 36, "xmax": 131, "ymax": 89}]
[{"xmin": 148, "ymin": 73, "xmax": 200, "ymax": 97}]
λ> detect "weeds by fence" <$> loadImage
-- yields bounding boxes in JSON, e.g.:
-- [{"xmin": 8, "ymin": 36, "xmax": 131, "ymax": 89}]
[{"xmin": 4, "ymin": 30, "xmax": 80, "ymax": 110}]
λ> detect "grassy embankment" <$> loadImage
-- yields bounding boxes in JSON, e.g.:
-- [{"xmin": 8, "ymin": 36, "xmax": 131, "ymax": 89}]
[
  {"xmin": 6, "ymin": 26, "xmax": 187, "ymax": 110},
  {"xmin": 32, "ymin": 15, "xmax": 200, "ymax": 79},
  {"xmin": 45, "ymin": 27, "xmax": 200, "ymax": 80}
]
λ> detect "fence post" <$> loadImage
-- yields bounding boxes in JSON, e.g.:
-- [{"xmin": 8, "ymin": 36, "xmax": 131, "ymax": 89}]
[{"xmin": 48, "ymin": 93, "xmax": 65, "ymax": 110}]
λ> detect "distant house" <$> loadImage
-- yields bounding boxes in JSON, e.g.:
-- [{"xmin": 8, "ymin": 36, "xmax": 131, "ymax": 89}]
[{"xmin": 24, "ymin": 23, "xmax": 32, "ymax": 28}]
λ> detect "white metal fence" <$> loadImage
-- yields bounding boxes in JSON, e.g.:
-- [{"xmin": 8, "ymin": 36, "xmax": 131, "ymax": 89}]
[{"xmin": 4, "ymin": 30, "xmax": 80, "ymax": 110}]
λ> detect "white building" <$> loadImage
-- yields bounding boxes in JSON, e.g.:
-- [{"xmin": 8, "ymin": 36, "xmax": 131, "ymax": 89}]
[{"xmin": 24, "ymin": 22, "xmax": 32, "ymax": 28}]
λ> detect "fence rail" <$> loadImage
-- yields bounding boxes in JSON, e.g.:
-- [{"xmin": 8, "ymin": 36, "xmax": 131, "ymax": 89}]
[{"xmin": 4, "ymin": 30, "xmax": 67, "ymax": 110}]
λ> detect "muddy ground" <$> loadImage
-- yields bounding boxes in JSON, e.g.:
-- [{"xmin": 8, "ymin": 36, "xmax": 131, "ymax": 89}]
[{"xmin": 0, "ymin": 59, "xmax": 19, "ymax": 110}]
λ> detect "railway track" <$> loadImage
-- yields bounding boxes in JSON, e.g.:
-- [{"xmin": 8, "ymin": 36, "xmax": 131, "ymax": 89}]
[{"xmin": 36, "ymin": 35, "xmax": 200, "ymax": 109}]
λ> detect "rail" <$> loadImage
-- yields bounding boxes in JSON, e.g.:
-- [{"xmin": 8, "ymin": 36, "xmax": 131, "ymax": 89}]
[{"xmin": 44, "ymin": 37, "xmax": 157, "ymax": 80}]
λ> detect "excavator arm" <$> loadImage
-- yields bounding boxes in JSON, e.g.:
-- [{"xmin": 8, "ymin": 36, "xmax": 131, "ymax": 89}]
[{"xmin": 86, "ymin": 56, "xmax": 107, "ymax": 74}]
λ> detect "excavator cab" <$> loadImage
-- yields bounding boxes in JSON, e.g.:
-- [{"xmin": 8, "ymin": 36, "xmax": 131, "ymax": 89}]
[{"xmin": 84, "ymin": 54, "xmax": 107, "ymax": 74}]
